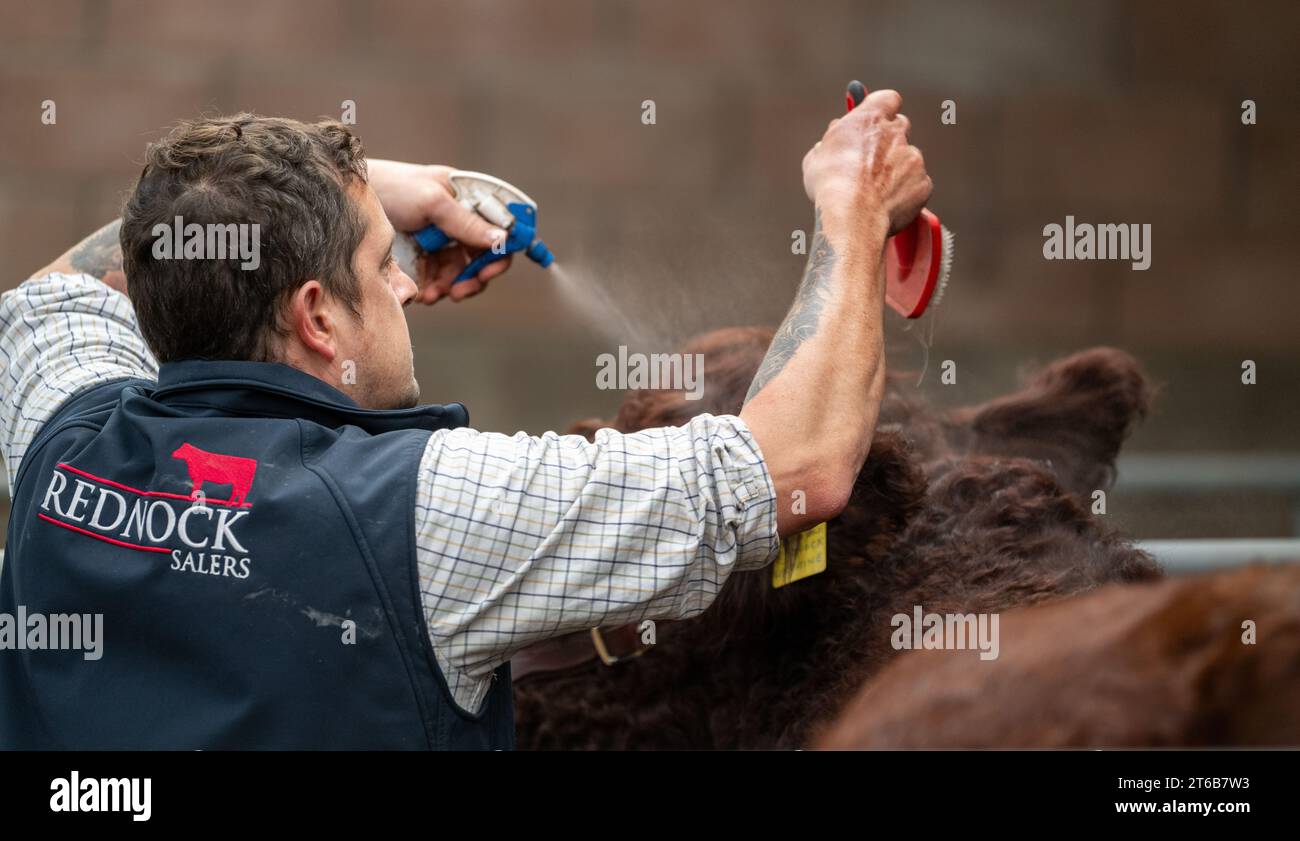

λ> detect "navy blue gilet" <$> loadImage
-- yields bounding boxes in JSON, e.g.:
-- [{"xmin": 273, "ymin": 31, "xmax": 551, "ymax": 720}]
[{"xmin": 0, "ymin": 360, "xmax": 514, "ymax": 749}]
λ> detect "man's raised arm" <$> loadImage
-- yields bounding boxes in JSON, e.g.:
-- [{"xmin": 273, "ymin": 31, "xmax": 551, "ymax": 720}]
[
  {"xmin": 29, "ymin": 218, "xmax": 128, "ymax": 290},
  {"xmin": 1, "ymin": 219, "xmax": 156, "ymax": 485},
  {"xmin": 740, "ymin": 88, "xmax": 932, "ymax": 536}
]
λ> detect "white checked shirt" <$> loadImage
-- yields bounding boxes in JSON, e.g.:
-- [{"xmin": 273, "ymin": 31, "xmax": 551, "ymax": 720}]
[{"xmin": 0, "ymin": 273, "xmax": 780, "ymax": 714}]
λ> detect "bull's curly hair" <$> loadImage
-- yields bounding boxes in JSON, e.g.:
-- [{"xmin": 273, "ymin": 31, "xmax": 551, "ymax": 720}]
[
  {"xmin": 514, "ymin": 330, "xmax": 1161, "ymax": 749},
  {"xmin": 121, "ymin": 113, "xmax": 369, "ymax": 362}
]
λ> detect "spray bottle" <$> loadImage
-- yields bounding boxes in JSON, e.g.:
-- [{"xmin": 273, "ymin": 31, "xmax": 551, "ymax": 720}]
[{"xmin": 393, "ymin": 170, "xmax": 556, "ymax": 282}]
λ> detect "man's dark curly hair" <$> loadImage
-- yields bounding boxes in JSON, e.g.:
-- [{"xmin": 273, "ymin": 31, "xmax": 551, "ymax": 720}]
[{"xmin": 121, "ymin": 113, "xmax": 369, "ymax": 362}]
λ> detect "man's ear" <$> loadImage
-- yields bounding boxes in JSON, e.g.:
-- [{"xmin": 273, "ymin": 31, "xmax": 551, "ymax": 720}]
[{"xmin": 289, "ymin": 280, "xmax": 338, "ymax": 363}]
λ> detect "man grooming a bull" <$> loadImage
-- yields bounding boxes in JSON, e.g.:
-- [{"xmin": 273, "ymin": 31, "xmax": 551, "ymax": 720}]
[{"xmin": 0, "ymin": 86, "xmax": 930, "ymax": 748}]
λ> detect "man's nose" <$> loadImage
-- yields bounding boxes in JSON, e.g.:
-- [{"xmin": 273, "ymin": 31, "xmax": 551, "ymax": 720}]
[{"xmin": 395, "ymin": 268, "xmax": 418, "ymax": 306}]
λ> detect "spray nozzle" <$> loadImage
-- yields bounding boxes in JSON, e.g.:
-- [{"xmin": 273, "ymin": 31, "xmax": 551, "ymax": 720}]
[
  {"xmin": 408, "ymin": 170, "xmax": 556, "ymax": 284},
  {"xmin": 526, "ymin": 239, "xmax": 554, "ymax": 268}
]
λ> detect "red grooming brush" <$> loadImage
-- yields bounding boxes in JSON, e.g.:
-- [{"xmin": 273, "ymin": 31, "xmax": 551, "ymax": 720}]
[{"xmin": 846, "ymin": 80, "xmax": 954, "ymax": 319}]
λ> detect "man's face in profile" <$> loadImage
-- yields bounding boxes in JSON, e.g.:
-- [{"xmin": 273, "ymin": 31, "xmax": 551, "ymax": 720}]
[{"xmin": 335, "ymin": 181, "xmax": 422, "ymax": 409}]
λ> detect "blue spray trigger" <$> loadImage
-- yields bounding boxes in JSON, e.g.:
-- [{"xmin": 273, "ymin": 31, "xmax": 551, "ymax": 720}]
[
  {"xmin": 410, "ymin": 201, "xmax": 555, "ymax": 284},
  {"xmin": 412, "ymin": 225, "xmax": 453, "ymax": 253}
]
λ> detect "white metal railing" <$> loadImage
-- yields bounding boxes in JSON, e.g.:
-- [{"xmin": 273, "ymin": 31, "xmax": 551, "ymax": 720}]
[
  {"xmin": 1137, "ymin": 539, "xmax": 1300, "ymax": 574},
  {"xmin": 1118, "ymin": 453, "xmax": 1300, "ymax": 491},
  {"xmin": 1116, "ymin": 452, "xmax": 1300, "ymax": 537}
]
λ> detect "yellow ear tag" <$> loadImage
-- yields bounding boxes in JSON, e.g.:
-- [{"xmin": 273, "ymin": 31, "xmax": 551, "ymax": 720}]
[{"xmin": 771, "ymin": 521, "xmax": 828, "ymax": 589}]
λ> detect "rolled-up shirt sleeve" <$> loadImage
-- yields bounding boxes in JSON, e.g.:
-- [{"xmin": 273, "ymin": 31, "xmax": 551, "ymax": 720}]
[
  {"xmin": 0, "ymin": 273, "xmax": 158, "ymax": 486},
  {"xmin": 414, "ymin": 413, "xmax": 780, "ymax": 713}
]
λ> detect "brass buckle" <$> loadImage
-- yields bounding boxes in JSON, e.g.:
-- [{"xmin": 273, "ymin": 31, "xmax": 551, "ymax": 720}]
[{"xmin": 589, "ymin": 627, "xmax": 651, "ymax": 667}]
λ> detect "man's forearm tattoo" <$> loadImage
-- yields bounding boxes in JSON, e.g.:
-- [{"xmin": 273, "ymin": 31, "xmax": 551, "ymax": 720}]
[
  {"xmin": 69, "ymin": 219, "xmax": 125, "ymax": 280},
  {"xmin": 743, "ymin": 210, "xmax": 837, "ymax": 404}
]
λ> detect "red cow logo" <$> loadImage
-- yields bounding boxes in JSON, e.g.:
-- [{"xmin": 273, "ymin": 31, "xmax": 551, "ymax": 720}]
[{"xmin": 171, "ymin": 442, "xmax": 258, "ymax": 507}]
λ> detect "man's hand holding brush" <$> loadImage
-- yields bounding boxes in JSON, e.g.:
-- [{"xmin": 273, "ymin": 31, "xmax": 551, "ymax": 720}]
[{"xmin": 742, "ymin": 85, "xmax": 932, "ymax": 537}]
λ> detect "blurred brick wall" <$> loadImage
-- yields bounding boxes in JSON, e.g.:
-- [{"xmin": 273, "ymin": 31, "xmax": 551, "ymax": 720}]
[{"xmin": 1, "ymin": 0, "xmax": 1297, "ymax": 537}]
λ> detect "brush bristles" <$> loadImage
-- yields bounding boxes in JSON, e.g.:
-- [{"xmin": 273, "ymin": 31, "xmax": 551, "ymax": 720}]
[{"xmin": 930, "ymin": 225, "xmax": 955, "ymax": 308}]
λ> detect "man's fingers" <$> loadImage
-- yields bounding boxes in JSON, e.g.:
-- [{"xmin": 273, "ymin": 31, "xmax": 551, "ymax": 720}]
[
  {"xmin": 426, "ymin": 192, "xmax": 507, "ymax": 251},
  {"xmin": 421, "ymin": 249, "xmax": 466, "ymax": 305},
  {"xmin": 476, "ymin": 254, "xmax": 512, "ymax": 284},
  {"xmin": 863, "ymin": 89, "xmax": 902, "ymax": 118},
  {"xmin": 450, "ymin": 253, "xmax": 512, "ymax": 300},
  {"xmin": 416, "ymin": 245, "xmax": 512, "ymax": 305},
  {"xmin": 413, "ymin": 252, "xmax": 443, "ymax": 305},
  {"xmin": 448, "ymin": 277, "xmax": 483, "ymax": 301}
]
